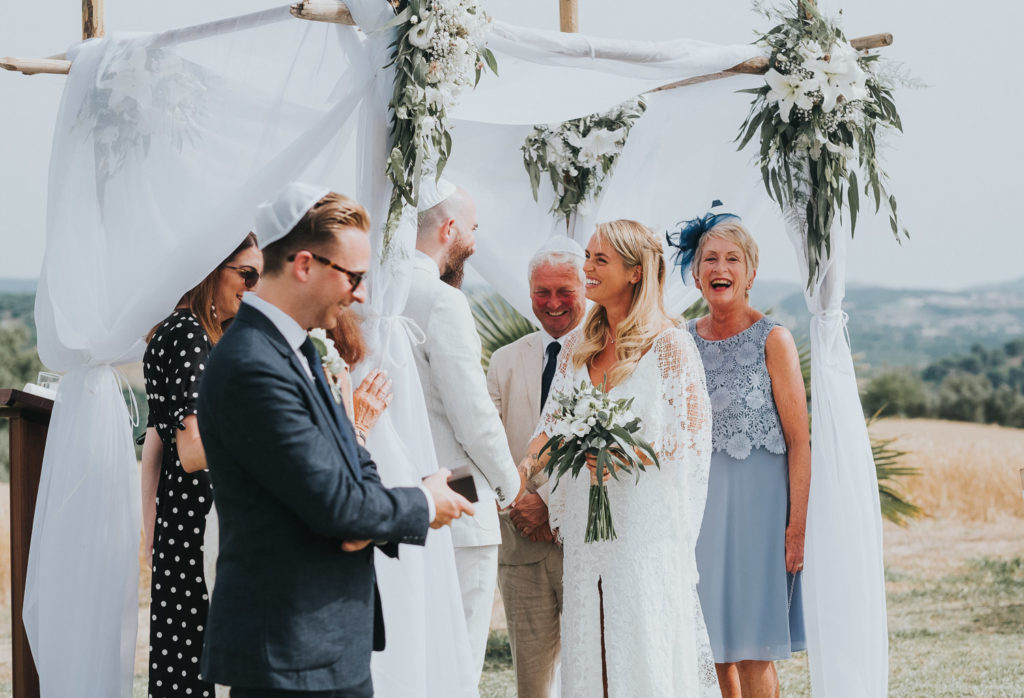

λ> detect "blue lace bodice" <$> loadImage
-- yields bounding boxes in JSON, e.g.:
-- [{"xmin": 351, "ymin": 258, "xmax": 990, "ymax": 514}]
[{"xmin": 687, "ymin": 317, "xmax": 786, "ymax": 459}]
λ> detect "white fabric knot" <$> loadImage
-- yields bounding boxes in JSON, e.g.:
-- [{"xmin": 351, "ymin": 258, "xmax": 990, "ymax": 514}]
[
  {"xmin": 377, "ymin": 313, "xmax": 426, "ymax": 346},
  {"xmin": 112, "ymin": 365, "xmax": 140, "ymax": 428},
  {"xmin": 363, "ymin": 312, "xmax": 427, "ymax": 369},
  {"xmin": 812, "ymin": 309, "xmax": 851, "ymax": 369}
]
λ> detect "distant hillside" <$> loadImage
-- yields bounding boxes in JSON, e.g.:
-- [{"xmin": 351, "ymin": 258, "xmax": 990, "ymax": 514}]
[
  {"xmin": 754, "ymin": 279, "xmax": 1024, "ymax": 375},
  {"xmin": 0, "ymin": 279, "xmax": 36, "ymax": 294}
]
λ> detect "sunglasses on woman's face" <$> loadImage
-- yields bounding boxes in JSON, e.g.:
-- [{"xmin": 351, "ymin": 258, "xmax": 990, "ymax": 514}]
[{"xmin": 222, "ymin": 265, "xmax": 260, "ymax": 290}]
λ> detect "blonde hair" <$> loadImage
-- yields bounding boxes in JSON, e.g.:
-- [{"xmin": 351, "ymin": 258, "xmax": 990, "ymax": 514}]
[
  {"xmin": 574, "ymin": 220, "xmax": 669, "ymax": 387},
  {"xmin": 690, "ymin": 219, "xmax": 760, "ymax": 284}
]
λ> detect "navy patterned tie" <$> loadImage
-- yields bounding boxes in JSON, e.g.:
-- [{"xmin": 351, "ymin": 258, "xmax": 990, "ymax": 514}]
[{"xmin": 540, "ymin": 340, "xmax": 561, "ymax": 412}]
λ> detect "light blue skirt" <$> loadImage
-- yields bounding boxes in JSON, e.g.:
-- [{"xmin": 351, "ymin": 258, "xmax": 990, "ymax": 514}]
[{"xmin": 696, "ymin": 447, "xmax": 806, "ymax": 663}]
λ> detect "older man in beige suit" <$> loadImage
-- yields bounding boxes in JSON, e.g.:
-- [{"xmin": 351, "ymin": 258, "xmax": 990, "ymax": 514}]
[{"xmin": 486, "ymin": 238, "xmax": 587, "ymax": 698}]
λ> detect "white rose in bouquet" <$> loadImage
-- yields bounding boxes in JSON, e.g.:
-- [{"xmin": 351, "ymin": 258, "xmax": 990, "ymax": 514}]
[{"xmin": 407, "ymin": 16, "xmax": 437, "ymax": 49}]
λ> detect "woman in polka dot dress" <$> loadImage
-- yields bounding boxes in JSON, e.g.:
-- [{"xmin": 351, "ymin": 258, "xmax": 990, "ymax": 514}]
[{"xmin": 140, "ymin": 234, "xmax": 261, "ymax": 698}]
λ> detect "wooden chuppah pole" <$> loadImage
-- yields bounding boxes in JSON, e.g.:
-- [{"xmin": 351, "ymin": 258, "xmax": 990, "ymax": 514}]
[
  {"xmin": 650, "ymin": 32, "xmax": 893, "ymax": 92},
  {"xmin": 559, "ymin": 0, "xmax": 579, "ymax": 33},
  {"xmin": 82, "ymin": 0, "xmax": 105, "ymax": 40}
]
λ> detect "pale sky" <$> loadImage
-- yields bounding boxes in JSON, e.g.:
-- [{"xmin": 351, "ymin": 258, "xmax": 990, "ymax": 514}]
[{"xmin": 0, "ymin": 0, "xmax": 1018, "ymax": 290}]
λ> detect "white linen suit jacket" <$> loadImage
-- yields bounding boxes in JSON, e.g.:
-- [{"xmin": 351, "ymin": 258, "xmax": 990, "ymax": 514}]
[{"xmin": 404, "ymin": 252, "xmax": 521, "ymax": 547}]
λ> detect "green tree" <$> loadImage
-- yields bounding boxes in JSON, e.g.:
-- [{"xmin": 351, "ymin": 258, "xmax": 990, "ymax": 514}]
[
  {"xmin": 0, "ymin": 325, "xmax": 45, "ymax": 480},
  {"xmin": 936, "ymin": 372, "xmax": 992, "ymax": 423},
  {"xmin": 861, "ymin": 370, "xmax": 931, "ymax": 418}
]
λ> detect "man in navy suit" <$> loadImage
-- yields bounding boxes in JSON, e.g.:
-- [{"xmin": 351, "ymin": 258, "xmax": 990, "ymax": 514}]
[{"xmin": 198, "ymin": 183, "xmax": 474, "ymax": 697}]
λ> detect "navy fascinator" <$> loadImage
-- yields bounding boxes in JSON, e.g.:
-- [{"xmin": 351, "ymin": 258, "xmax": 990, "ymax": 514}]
[{"xmin": 665, "ymin": 200, "xmax": 740, "ymax": 280}]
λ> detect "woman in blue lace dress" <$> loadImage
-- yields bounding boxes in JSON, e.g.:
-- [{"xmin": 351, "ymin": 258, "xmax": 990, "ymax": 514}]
[{"xmin": 672, "ymin": 212, "xmax": 810, "ymax": 698}]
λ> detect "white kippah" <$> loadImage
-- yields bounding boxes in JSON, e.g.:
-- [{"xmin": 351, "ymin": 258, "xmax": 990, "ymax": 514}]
[
  {"xmin": 417, "ymin": 176, "xmax": 457, "ymax": 213},
  {"xmin": 254, "ymin": 182, "xmax": 331, "ymax": 249}
]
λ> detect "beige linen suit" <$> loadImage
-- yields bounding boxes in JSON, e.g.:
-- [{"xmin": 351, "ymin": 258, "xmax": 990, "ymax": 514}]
[{"xmin": 487, "ymin": 331, "xmax": 564, "ymax": 698}]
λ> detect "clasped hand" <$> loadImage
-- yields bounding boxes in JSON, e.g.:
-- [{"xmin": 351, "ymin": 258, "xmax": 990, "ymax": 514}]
[{"xmin": 509, "ymin": 492, "xmax": 554, "ymax": 543}]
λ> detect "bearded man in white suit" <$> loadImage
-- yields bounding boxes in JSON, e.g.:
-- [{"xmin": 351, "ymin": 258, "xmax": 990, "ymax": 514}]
[
  {"xmin": 486, "ymin": 238, "xmax": 586, "ymax": 698},
  {"xmin": 403, "ymin": 179, "xmax": 524, "ymax": 684}
]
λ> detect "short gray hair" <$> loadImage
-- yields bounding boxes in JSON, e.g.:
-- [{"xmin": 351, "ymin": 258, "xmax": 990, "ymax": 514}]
[{"xmin": 528, "ymin": 245, "xmax": 585, "ymax": 285}]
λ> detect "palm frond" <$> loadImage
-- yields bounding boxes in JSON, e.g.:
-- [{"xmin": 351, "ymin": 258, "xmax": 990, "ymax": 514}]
[
  {"xmin": 681, "ymin": 297, "xmax": 708, "ymax": 321},
  {"xmin": 868, "ymin": 412, "xmax": 924, "ymax": 526},
  {"xmin": 798, "ymin": 341, "xmax": 924, "ymax": 525},
  {"xmin": 469, "ymin": 291, "xmax": 537, "ymax": 370}
]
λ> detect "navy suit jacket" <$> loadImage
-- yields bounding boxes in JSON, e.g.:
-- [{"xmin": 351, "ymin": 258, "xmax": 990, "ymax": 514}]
[{"xmin": 197, "ymin": 302, "xmax": 429, "ymax": 692}]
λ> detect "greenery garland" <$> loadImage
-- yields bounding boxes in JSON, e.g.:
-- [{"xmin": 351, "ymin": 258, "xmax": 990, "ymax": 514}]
[
  {"xmin": 383, "ymin": 0, "xmax": 498, "ymax": 252},
  {"xmin": 736, "ymin": 0, "xmax": 907, "ymax": 286},
  {"xmin": 522, "ymin": 97, "xmax": 647, "ymax": 227}
]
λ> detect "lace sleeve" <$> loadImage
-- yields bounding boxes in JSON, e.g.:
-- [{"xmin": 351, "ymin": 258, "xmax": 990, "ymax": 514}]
[
  {"xmin": 532, "ymin": 329, "xmax": 582, "ymax": 534},
  {"xmin": 655, "ymin": 328, "xmax": 712, "ymax": 544}
]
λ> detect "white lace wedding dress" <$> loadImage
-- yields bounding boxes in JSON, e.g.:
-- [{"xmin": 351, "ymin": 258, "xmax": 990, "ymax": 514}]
[{"xmin": 541, "ymin": 327, "xmax": 718, "ymax": 697}]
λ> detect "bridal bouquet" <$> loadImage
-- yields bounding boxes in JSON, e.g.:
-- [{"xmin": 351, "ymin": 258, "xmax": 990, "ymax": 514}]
[
  {"xmin": 736, "ymin": 0, "xmax": 907, "ymax": 285},
  {"xmin": 541, "ymin": 381, "xmax": 659, "ymax": 542}
]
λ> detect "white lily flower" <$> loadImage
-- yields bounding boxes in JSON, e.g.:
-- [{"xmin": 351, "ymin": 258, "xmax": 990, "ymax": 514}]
[
  {"xmin": 807, "ymin": 45, "xmax": 867, "ymax": 112},
  {"xmin": 564, "ymin": 130, "xmax": 585, "ymax": 150},
  {"xmin": 581, "ymin": 127, "xmax": 625, "ymax": 158},
  {"xmin": 764, "ymin": 68, "xmax": 819, "ymax": 123},
  {"xmin": 797, "ymin": 39, "xmax": 824, "ymax": 63}
]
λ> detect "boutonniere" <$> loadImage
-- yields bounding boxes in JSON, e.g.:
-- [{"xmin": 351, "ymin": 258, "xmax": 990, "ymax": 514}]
[{"xmin": 308, "ymin": 328, "xmax": 348, "ymax": 404}]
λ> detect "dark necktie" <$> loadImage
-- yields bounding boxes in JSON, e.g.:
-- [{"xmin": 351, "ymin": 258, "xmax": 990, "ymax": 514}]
[
  {"xmin": 540, "ymin": 340, "xmax": 561, "ymax": 412},
  {"xmin": 299, "ymin": 336, "xmax": 360, "ymax": 478}
]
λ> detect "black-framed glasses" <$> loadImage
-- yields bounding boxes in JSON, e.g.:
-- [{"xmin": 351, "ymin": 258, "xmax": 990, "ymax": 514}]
[
  {"xmin": 222, "ymin": 265, "xmax": 260, "ymax": 289},
  {"xmin": 287, "ymin": 251, "xmax": 366, "ymax": 290}
]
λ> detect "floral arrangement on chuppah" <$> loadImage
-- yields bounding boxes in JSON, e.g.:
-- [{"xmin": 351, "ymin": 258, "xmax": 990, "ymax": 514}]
[
  {"xmin": 522, "ymin": 97, "xmax": 647, "ymax": 228},
  {"xmin": 736, "ymin": 0, "xmax": 907, "ymax": 285},
  {"xmin": 383, "ymin": 0, "xmax": 498, "ymax": 249}
]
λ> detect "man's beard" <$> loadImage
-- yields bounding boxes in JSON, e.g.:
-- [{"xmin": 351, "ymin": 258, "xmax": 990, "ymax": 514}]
[{"xmin": 441, "ymin": 236, "xmax": 473, "ymax": 288}]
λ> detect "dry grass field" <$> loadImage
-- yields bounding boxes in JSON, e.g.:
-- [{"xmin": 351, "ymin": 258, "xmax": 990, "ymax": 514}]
[{"xmin": 0, "ymin": 417, "xmax": 1019, "ymax": 697}]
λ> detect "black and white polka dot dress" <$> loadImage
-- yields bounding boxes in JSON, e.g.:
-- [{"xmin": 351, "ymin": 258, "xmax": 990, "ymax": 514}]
[{"xmin": 144, "ymin": 309, "xmax": 214, "ymax": 698}]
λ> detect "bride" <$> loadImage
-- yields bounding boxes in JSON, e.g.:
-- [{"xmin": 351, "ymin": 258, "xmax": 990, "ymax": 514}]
[{"xmin": 521, "ymin": 220, "xmax": 717, "ymax": 697}]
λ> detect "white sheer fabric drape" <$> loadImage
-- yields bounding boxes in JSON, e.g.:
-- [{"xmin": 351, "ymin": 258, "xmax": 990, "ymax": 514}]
[{"xmin": 786, "ymin": 218, "xmax": 889, "ymax": 697}]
